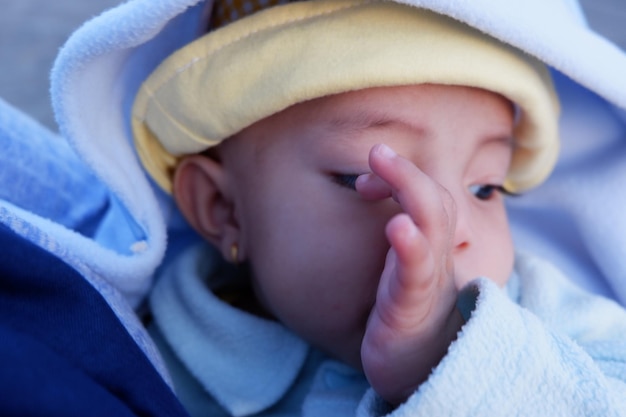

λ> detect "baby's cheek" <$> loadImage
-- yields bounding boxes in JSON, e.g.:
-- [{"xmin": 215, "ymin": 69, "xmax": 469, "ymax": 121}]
[{"xmin": 453, "ymin": 240, "xmax": 514, "ymax": 289}]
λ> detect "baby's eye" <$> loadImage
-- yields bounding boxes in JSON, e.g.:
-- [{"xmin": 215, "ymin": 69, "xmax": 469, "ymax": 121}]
[
  {"xmin": 469, "ymin": 184, "xmax": 514, "ymax": 201},
  {"xmin": 333, "ymin": 173, "xmax": 359, "ymax": 190}
]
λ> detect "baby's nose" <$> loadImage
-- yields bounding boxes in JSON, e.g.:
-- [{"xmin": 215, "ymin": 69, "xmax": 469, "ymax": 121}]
[{"xmin": 452, "ymin": 202, "xmax": 471, "ymax": 252}]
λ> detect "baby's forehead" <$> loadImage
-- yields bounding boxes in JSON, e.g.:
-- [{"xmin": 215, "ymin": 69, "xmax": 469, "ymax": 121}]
[
  {"xmin": 263, "ymin": 84, "xmax": 514, "ymax": 134},
  {"xmin": 239, "ymin": 85, "xmax": 515, "ymax": 156}
]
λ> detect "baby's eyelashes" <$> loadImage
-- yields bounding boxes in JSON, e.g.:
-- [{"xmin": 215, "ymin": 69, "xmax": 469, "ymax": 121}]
[
  {"xmin": 333, "ymin": 173, "xmax": 360, "ymax": 190},
  {"xmin": 332, "ymin": 172, "xmax": 391, "ymax": 200},
  {"xmin": 468, "ymin": 184, "xmax": 518, "ymax": 200}
]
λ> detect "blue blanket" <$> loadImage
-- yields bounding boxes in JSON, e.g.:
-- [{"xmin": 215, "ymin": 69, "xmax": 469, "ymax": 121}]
[{"xmin": 0, "ymin": 222, "xmax": 189, "ymax": 416}]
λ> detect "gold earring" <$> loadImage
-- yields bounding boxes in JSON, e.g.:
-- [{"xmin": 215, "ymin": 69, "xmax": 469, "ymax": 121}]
[{"xmin": 230, "ymin": 243, "xmax": 239, "ymax": 264}]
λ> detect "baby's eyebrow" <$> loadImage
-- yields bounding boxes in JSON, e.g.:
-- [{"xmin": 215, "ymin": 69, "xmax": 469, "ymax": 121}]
[
  {"xmin": 322, "ymin": 110, "xmax": 514, "ymax": 149},
  {"xmin": 483, "ymin": 134, "xmax": 515, "ymax": 148},
  {"xmin": 325, "ymin": 110, "xmax": 423, "ymax": 136}
]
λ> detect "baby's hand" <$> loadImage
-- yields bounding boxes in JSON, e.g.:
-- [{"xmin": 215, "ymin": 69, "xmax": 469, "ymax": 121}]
[{"xmin": 357, "ymin": 144, "xmax": 464, "ymax": 405}]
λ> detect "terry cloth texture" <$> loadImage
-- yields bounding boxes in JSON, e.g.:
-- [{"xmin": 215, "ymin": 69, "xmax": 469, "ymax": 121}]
[{"xmin": 132, "ymin": 0, "xmax": 559, "ymax": 193}]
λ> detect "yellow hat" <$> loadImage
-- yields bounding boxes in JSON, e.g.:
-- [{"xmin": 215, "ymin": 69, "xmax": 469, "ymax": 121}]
[{"xmin": 132, "ymin": 0, "xmax": 560, "ymax": 194}]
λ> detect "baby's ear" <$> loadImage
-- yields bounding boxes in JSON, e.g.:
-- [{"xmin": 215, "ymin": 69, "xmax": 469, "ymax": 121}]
[{"xmin": 173, "ymin": 155, "xmax": 240, "ymax": 259}]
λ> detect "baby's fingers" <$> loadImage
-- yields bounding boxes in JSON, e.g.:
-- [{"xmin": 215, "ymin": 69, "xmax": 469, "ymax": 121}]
[
  {"xmin": 375, "ymin": 213, "xmax": 436, "ymax": 330},
  {"xmin": 363, "ymin": 213, "xmax": 461, "ymax": 404},
  {"xmin": 365, "ymin": 144, "xmax": 456, "ymax": 253},
  {"xmin": 356, "ymin": 172, "xmax": 392, "ymax": 200}
]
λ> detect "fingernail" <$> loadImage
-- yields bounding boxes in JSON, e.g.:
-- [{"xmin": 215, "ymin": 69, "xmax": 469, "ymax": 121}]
[
  {"xmin": 355, "ymin": 173, "xmax": 368, "ymax": 189},
  {"xmin": 375, "ymin": 143, "xmax": 397, "ymax": 159}
]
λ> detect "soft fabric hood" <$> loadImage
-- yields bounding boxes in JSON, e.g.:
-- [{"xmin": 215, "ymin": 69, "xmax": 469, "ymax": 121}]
[{"xmin": 44, "ymin": 0, "xmax": 626, "ymax": 308}]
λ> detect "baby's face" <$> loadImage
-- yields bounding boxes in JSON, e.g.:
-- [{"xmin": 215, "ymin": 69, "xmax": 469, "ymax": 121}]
[{"xmin": 216, "ymin": 84, "xmax": 515, "ymax": 369}]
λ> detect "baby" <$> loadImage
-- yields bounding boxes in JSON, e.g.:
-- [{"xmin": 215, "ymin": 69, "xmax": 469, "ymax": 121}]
[
  {"xmin": 132, "ymin": 0, "xmax": 626, "ymax": 415},
  {"xmin": 174, "ymin": 84, "xmax": 516, "ymax": 404}
]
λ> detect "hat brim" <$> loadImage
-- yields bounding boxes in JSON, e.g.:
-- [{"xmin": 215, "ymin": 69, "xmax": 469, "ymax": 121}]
[{"xmin": 132, "ymin": 0, "xmax": 559, "ymax": 193}]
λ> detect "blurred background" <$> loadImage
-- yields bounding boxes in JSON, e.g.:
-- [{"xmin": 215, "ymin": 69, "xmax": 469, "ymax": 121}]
[{"xmin": 0, "ymin": 0, "xmax": 624, "ymax": 131}]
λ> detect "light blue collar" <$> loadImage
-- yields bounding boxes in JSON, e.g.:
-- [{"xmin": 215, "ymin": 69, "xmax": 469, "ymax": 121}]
[{"xmin": 150, "ymin": 244, "xmax": 309, "ymax": 416}]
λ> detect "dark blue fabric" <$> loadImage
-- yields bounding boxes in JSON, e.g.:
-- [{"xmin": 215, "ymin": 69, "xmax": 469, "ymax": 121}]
[{"xmin": 0, "ymin": 223, "xmax": 189, "ymax": 417}]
